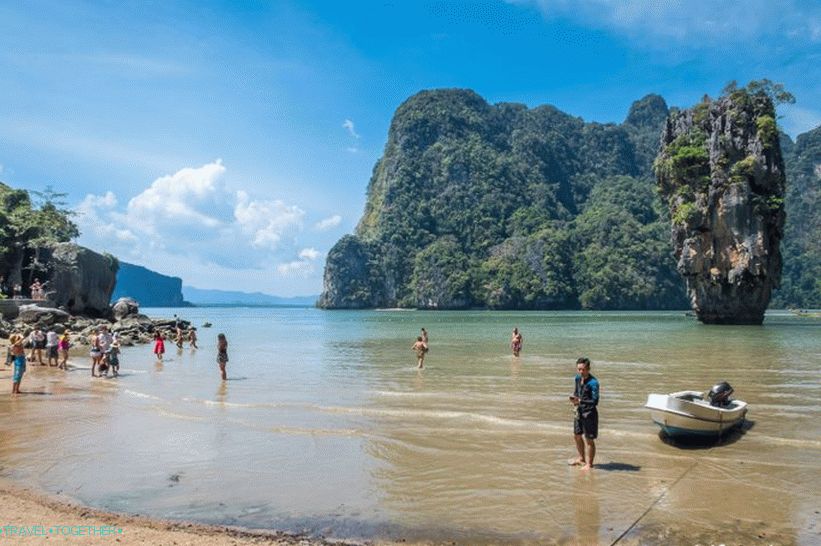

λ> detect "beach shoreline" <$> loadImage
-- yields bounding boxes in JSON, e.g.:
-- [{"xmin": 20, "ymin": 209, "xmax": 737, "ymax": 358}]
[{"xmin": 0, "ymin": 479, "xmax": 363, "ymax": 545}]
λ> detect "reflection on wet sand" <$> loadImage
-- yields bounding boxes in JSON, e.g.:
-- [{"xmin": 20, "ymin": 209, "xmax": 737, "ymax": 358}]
[{"xmin": 571, "ymin": 472, "xmax": 600, "ymax": 545}]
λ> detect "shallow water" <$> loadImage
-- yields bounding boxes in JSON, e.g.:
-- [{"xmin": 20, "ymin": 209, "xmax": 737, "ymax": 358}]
[{"xmin": 1, "ymin": 309, "xmax": 819, "ymax": 544}]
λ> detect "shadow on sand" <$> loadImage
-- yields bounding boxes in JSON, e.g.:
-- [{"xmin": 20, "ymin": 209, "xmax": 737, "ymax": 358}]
[
  {"xmin": 595, "ymin": 462, "xmax": 641, "ymax": 472},
  {"xmin": 659, "ymin": 419, "xmax": 755, "ymax": 450}
]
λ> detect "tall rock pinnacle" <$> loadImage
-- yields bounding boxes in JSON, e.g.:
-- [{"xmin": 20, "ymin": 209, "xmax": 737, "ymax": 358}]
[{"xmin": 655, "ymin": 87, "xmax": 786, "ymax": 324}]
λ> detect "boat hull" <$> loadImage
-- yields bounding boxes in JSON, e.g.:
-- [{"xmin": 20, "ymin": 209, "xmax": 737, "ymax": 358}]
[{"xmin": 645, "ymin": 391, "xmax": 747, "ymax": 439}]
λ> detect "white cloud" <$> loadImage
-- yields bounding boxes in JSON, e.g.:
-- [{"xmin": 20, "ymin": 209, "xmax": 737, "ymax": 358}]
[
  {"xmin": 342, "ymin": 119, "xmax": 360, "ymax": 139},
  {"xmin": 75, "ymin": 160, "xmax": 308, "ymax": 275},
  {"xmin": 276, "ymin": 260, "xmax": 315, "ymax": 276},
  {"xmin": 299, "ymin": 247, "xmax": 320, "ymax": 260},
  {"xmin": 314, "ymin": 214, "xmax": 342, "ymax": 231},
  {"xmin": 234, "ymin": 191, "xmax": 305, "ymax": 250},
  {"xmin": 511, "ymin": 0, "xmax": 821, "ymax": 46}
]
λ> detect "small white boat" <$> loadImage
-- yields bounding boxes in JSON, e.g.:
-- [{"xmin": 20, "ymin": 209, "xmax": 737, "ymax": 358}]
[{"xmin": 645, "ymin": 382, "xmax": 747, "ymax": 439}]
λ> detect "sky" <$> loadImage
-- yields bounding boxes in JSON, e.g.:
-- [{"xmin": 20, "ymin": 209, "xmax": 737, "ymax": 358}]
[{"xmin": 1, "ymin": 0, "xmax": 819, "ymax": 296}]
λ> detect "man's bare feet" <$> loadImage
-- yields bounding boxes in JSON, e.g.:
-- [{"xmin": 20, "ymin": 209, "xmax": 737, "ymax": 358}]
[
  {"xmin": 580, "ymin": 464, "xmax": 593, "ymax": 471},
  {"xmin": 568, "ymin": 458, "xmax": 585, "ymax": 466}
]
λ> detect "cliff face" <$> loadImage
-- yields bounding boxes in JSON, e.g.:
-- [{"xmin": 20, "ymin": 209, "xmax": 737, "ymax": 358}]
[
  {"xmin": 39, "ymin": 242, "xmax": 119, "ymax": 317},
  {"xmin": 656, "ymin": 89, "xmax": 786, "ymax": 324},
  {"xmin": 317, "ymin": 236, "xmax": 382, "ymax": 309},
  {"xmin": 321, "ymin": 89, "xmax": 685, "ymax": 310},
  {"xmin": 112, "ymin": 262, "xmax": 187, "ymax": 307},
  {"xmin": 771, "ymin": 126, "xmax": 821, "ymax": 308}
]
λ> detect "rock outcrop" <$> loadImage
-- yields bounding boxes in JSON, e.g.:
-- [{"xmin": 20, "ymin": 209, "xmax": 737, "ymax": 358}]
[
  {"xmin": 39, "ymin": 243, "xmax": 119, "ymax": 317},
  {"xmin": 16, "ymin": 304, "xmax": 71, "ymax": 326},
  {"xmin": 656, "ymin": 88, "xmax": 786, "ymax": 324},
  {"xmin": 318, "ymin": 235, "xmax": 383, "ymax": 309}
]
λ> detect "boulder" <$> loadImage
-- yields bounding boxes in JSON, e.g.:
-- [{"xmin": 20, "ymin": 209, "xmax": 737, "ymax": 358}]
[
  {"xmin": 656, "ymin": 88, "xmax": 785, "ymax": 324},
  {"xmin": 112, "ymin": 314, "xmax": 155, "ymax": 334},
  {"xmin": 112, "ymin": 297, "xmax": 140, "ymax": 320},
  {"xmin": 38, "ymin": 243, "xmax": 118, "ymax": 317},
  {"xmin": 16, "ymin": 304, "xmax": 71, "ymax": 326}
]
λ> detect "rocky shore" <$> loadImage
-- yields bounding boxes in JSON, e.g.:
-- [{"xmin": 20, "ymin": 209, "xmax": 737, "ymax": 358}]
[{"xmin": 0, "ymin": 297, "xmax": 190, "ymax": 348}]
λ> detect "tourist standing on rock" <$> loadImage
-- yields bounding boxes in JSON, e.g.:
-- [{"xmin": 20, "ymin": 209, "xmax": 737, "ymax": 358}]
[
  {"xmin": 58, "ymin": 332, "xmax": 71, "ymax": 369},
  {"xmin": 217, "ymin": 333, "xmax": 228, "ymax": 380},
  {"xmin": 28, "ymin": 327, "xmax": 46, "ymax": 365},
  {"xmin": 12, "ymin": 283, "xmax": 22, "ymax": 299},
  {"xmin": 511, "ymin": 327, "xmax": 523, "ymax": 357},
  {"xmin": 412, "ymin": 336, "xmax": 428, "ymax": 369},
  {"xmin": 153, "ymin": 331, "xmax": 166, "ymax": 361},
  {"xmin": 10, "ymin": 333, "xmax": 26, "ymax": 394},
  {"xmin": 30, "ymin": 278, "xmax": 43, "ymax": 300},
  {"xmin": 569, "ymin": 357, "xmax": 599, "ymax": 471},
  {"xmin": 45, "ymin": 329, "xmax": 59, "ymax": 367},
  {"xmin": 0, "ymin": 275, "xmax": 8, "ymax": 297}
]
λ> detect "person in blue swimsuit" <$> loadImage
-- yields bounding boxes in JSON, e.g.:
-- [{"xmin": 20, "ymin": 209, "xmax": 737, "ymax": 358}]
[
  {"xmin": 9, "ymin": 333, "xmax": 26, "ymax": 394},
  {"xmin": 569, "ymin": 357, "xmax": 599, "ymax": 471}
]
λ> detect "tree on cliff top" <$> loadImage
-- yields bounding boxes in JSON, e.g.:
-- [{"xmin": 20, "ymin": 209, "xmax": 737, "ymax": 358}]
[{"xmin": 0, "ymin": 182, "xmax": 80, "ymax": 288}]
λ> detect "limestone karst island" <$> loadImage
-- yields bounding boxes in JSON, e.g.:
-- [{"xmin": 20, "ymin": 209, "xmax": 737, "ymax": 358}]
[{"xmin": 320, "ymin": 83, "xmax": 819, "ymax": 324}]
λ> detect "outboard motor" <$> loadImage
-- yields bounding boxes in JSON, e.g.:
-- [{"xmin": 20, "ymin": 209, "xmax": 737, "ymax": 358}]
[{"xmin": 708, "ymin": 381, "xmax": 734, "ymax": 407}]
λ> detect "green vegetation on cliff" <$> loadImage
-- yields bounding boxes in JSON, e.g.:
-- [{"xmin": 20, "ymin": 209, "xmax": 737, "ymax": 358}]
[
  {"xmin": 772, "ymin": 126, "xmax": 821, "ymax": 308},
  {"xmin": 323, "ymin": 89, "xmax": 687, "ymax": 310},
  {"xmin": 324, "ymin": 86, "xmax": 818, "ymax": 311},
  {"xmin": 1, "ymin": 183, "xmax": 80, "ymax": 295}
]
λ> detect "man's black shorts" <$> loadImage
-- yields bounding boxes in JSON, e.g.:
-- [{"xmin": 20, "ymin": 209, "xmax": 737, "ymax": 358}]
[{"xmin": 574, "ymin": 410, "xmax": 598, "ymax": 439}]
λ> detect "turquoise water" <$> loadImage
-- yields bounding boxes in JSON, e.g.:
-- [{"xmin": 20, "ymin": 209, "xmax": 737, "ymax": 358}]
[{"xmin": 1, "ymin": 309, "xmax": 819, "ymax": 543}]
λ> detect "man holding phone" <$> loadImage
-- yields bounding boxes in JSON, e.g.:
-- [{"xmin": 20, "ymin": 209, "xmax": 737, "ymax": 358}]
[{"xmin": 569, "ymin": 357, "xmax": 599, "ymax": 470}]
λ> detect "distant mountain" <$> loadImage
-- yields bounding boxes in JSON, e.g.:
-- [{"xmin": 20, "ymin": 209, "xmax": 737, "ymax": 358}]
[
  {"xmin": 112, "ymin": 262, "xmax": 189, "ymax": 307},
  {"xmin": 182, "ymin": 286, "xmax": 317, "ymax": 306}
]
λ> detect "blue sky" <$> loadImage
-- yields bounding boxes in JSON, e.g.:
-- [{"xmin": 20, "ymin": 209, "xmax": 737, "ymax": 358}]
[{"xmin": 1, "ymin": 0, "xmax": 818, "ymax": 296}]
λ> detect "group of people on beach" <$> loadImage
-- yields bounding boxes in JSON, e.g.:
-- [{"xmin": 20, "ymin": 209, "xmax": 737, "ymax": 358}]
[
  {"xmin": 151, "ymin": 318, "xmax": 227, "ymax": 381},
  {"xmin": 412, "ymin": 327, "xmax": 600, "ymax": 470},
  {"xmin": 152, "ymin": 316, "xmax": 199, "ymax": 361},
  {"xmin": 8, "ymin": 323, "xmax": 230, "ymax": 394},
  {"xmin": 89, "ymin": 325, "xmax": 121, "ymax": 378},
  {"xmin": 6, "ymin": 327, "xmax": 74, "ymax": 394}
]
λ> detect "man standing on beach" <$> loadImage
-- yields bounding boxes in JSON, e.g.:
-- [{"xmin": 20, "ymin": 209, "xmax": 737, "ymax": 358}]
[{"xmin": 569, "ymin": 357, "xmax": 599, "ymax": 471}]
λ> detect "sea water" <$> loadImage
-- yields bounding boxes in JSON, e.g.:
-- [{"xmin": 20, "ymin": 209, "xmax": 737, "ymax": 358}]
[{"xmin": 0, "ymin": 309, "xmax": 819, "ymax": 543}]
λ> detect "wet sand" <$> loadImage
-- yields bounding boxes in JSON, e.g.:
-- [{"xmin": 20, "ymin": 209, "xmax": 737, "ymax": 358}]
[
  {"xmin": 0, "ymin": 479, "xmax": 339, "ymax": 545},
  {"xmin": 0, "ymin": 333, "xmax": 342, "ymax": 545},
  {"xmin": 0, "ymin": 477, "xmax": 807, "ymax": 546}
]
